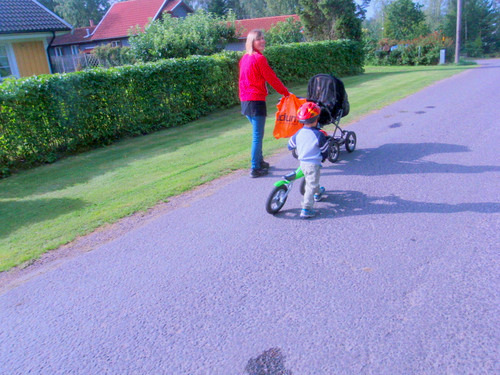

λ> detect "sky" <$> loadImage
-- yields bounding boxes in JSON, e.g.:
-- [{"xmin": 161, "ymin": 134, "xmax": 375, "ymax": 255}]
[{"xmin": 362, "ymin": 1, "xmax": 378, "ymax": 19}]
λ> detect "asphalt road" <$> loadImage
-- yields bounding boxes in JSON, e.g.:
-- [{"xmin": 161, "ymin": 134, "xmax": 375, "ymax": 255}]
[{"xmin": 1, "ymin": 60, "xmax": 499, "ymax": 375}]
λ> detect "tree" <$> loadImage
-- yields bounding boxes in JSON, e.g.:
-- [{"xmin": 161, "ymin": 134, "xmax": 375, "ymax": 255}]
[
  {"xmin": 207, "ymin": 0, "xmax": 230, "ymax": 15},
  {"xmin": 363, "ymin": 17, "xmax": 384, "ymax": 41},
  {"xmin": 383, "ymin": 0, "xmax": 429, "ymax": 40},
  {"xmin": 299, "ymin": 0, "xmax": 363, "ymax": 41},
  {"xmin": 299, "ymin": 0, "xmax": 329, "ymax": 40},
  {"xmin": 128, "ymin": 11, "xmax": 237, "ymax": 61},
  {"xmin": 238, "ymin": 0, "xmax": 268, "ymax": 18},
  {"xmin": 266, "ymin": 0, "xmax": 300, "ymax": 16},
  {"xmin": 37, "ymin": 0, "xmax": 57, "ymax": 12},
  {"xmin": 184, "ymin": 0, "xmax": 210, "ymax": 10},
  {"xmin": 186, "ymin": 0, "xmax": 249, "ymax": 18},
  {"xmin": 356, "ymin": 0, "xmax": 371, "ymax": 20},
  {"xmin": 443, "ymin": 0, "xmax": 500, "ymax": 55},
  {"xmin": 227, "ymin": 0, "xmax": 247, "ymax": 18},
  {"xmin": 54, "ymin": 0, "xmax": 110, "ymax": 27},
  {"xmin": 421, "ymin": 0, "xmax": 447, "ymax": 31},
  {"xmin": 192, "ymin": 0, "xmax": 301, "ymax": 19}
]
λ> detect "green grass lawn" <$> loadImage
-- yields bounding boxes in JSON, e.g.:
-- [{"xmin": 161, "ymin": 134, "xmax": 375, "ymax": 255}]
[{"xmin": 0, "ymin": 64, "xmax": 472, "ymax": 271}]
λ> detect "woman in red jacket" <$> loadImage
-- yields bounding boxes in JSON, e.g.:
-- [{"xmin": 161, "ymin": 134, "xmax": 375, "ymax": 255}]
[{"xmin": 239, "ymin": 29, "xmax": 290, "ymax": 178}]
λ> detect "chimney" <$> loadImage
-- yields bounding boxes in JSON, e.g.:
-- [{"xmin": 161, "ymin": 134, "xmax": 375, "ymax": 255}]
[{"xmin": 89, "ymin": 20, "xmax": 94, "ymax": 27}]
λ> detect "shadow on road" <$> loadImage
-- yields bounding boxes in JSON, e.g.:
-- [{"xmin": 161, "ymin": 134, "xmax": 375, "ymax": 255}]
[
  {"xmin": 321, "ymin": 142, "xmax": 500, "ymax": 177},
  {"xmin": 319, "ymin": 191, "xmax": 500, "ymax": 219},
  {"xmin": 269, "ymin": 141, "xmax": 499, "ymax": 220},
  {"xmin": 271, "ymin": 143, "xmax": 499, "ymax": 178},
  {"xmin": 273, "ymin": 191, "xmax": 499, "ymax": 220}
]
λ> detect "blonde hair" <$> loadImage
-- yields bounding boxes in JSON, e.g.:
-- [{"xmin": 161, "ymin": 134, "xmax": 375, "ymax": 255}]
[{"xmin": 245, "ymin": 29, "xmax": 264, "ymax": 54}]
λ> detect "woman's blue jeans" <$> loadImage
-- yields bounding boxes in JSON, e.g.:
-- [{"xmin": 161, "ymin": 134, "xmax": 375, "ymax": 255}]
[{"xmin": 246, "ymin": 115, "xmax": 266, "ymax": 170}]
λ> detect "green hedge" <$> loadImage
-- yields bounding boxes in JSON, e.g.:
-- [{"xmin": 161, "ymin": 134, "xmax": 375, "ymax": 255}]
[
  {"xmin": 0, "ymin": 53, "xmax": 240, "ymax": 176},
  {"xmin": 0, "ymin": 40, "xmax": 363, "ymax": 177},
  {"xmin": 265, "ymin": 39, "xmax": 364, "ymax": 81}
]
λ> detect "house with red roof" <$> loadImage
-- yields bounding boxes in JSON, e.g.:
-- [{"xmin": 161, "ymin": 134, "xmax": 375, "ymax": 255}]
[
  {"xmin": 49, "ymin": 4, "xmax": 301, "ymax": 73},
  {"xmin": 50, "ymin": 0, "xmax": 193, "ymax": 72},
  {"xmin": 227, "ymin": 14, "xmax": 301, "ymax": 51}
]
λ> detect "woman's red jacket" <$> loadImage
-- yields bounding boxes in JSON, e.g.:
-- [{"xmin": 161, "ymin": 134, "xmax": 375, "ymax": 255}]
[{"xmin": 239, "ymin": 51, "xmax": 290, "ymax": 102}]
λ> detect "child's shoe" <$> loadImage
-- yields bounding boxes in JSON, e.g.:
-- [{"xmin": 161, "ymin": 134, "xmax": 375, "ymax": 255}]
[
  {"xmin": 260, "ymin": 160, "xmax": 270, "ymax": 169},
  {"xmin": 314, "ymin": 187, "xmax": 326, "ymax": 202},
  {"xmin": 300, "ymin": 209, "xmax": 315, "ymax": 219}
]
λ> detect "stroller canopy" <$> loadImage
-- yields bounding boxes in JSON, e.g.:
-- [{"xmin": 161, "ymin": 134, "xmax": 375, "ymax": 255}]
[{"xmin": 307, "ymin": 74, "xmax": 349, "ymax": 121}]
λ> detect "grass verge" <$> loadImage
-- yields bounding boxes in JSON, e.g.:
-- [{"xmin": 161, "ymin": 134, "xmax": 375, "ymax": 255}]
[{"xmin": 0, "ymin": 64, "xmax": 471, "ymax": 271}]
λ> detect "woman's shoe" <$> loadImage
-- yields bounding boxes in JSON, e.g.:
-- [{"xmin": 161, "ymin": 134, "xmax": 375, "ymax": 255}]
[{"xmin": 250, "ymin": 168, "xmax": 269, "ymax": 178}]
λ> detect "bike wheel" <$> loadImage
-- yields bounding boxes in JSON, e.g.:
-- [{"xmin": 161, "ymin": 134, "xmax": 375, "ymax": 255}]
[
  {"xmin": 345, "ymin": 131, "xmax": 357, "ymax": 153},
  {"xmin": 265, "ymin": 185, "xmax": 289, "ymax": 214},
  {"xmin": 327, "ymin": 141, "xmax": 340, "ymax": 163}
]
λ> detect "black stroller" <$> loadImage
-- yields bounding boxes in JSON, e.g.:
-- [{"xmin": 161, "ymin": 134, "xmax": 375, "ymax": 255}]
[{"xmin": 293, "ymin": 74, "xmax": 357, "ymax": 163}]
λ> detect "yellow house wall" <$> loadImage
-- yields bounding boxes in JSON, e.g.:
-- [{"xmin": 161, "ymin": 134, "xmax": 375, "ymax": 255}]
[{"xmin": 12, "ymin": 41, "xmax": 50, "ymax": 77}]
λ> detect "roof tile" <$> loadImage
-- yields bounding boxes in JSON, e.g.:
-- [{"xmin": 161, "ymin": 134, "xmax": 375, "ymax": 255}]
[
  {"xmin": 0, "ymin": 0, "xmax": 71, "ymax": 34},
  {"xmin": 164, "ymin": 0, "xmax": 182, "ymax": 12},
  {"xmin": 91, "ymin": 0, "xmax": 167, "ymax": 41},
  {"xmin": 52, "ymin": 26, "xmax": 97, "ymax": 46}
]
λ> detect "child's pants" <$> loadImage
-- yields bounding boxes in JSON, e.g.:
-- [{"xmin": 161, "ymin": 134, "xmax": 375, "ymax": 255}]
[{"xmin": 300, "ymin": 162, "xmax": 321, "ymax": 210}]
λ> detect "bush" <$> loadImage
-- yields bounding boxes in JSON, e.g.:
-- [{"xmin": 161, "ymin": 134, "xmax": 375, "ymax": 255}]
[
  {"xmin": 129, "ymin": 11, "xmax": 237, "ymax": 61},
  {"xmin": 0, "ymin": 40, "xmax": 363, "ymax": 177},
  {"xmin": 366, "ymin": 32, "xmax": 454, "ymax": 65},
  {"xmin": 265, "ymin": 17, "xmax": 304, "ymax": 47},
  {"xmin": 93, "ymin": 44, "xmax": 136, "ymax": 67}
]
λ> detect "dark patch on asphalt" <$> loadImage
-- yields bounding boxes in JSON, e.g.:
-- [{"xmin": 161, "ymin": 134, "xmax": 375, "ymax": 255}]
[
  {"xmin": 245, "ymin": 347, "xmax": 293, "ymax": 375},
  {"xmin": 415, "ymin": 111, "xmax": 426, "ymax": 114},
  {"xmin": 389, "ymin": 122, "xmax": 403, "ymax": 128}
]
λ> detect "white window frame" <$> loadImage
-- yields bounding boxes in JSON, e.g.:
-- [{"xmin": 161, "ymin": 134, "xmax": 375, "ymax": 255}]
[
  {"xmin": 0, "ymin": 43, "xmax": 19, "ymax": 80},
  {"xmin": 54, "ymin": 47, "xmax": 63, "ymax": 56},
  {"xmin": 110, "ymin": 40, "xmax": 121, "ymax": 47},
  {"xmin": 71, "ymin": 45, "xmax": 79, "ymax": 55}
]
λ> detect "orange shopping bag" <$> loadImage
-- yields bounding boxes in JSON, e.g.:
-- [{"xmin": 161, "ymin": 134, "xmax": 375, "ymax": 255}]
[{"xmin": 273, "ymin": 94, "xmax": 307, "ymax": 139}]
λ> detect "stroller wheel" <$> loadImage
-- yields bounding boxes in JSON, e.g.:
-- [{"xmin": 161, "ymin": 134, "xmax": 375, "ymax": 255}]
[
  {"xmin": 327, "ymin": 141, "xmax": 340, "ymax": 163},
  {"xmin": 291, "ymin": 149, "xmax": 298, "ymax": 159},
  {"xmin": 345, "ymin": 131, "xmax": 357, "ymax": 153}
]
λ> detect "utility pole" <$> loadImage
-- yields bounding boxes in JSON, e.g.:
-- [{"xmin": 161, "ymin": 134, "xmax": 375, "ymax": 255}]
[{"xmin": 455, "ymin": 0, "xmax": 463, "ymax": 63}]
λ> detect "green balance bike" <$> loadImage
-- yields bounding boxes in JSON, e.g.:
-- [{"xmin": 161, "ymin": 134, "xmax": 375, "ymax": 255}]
[
  {"xmin": 265, "ymin": 166, "xmax": 307, "ymax": 215},
  {"xmin": 265, "ymin": 127, "xmax": 355, "ymax": 215}
]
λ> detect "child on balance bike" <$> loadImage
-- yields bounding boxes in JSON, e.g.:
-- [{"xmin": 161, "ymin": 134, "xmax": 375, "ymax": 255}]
[{"xmin": 287, "ymin": 102, "xmax": 329, "ymax": 219}]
